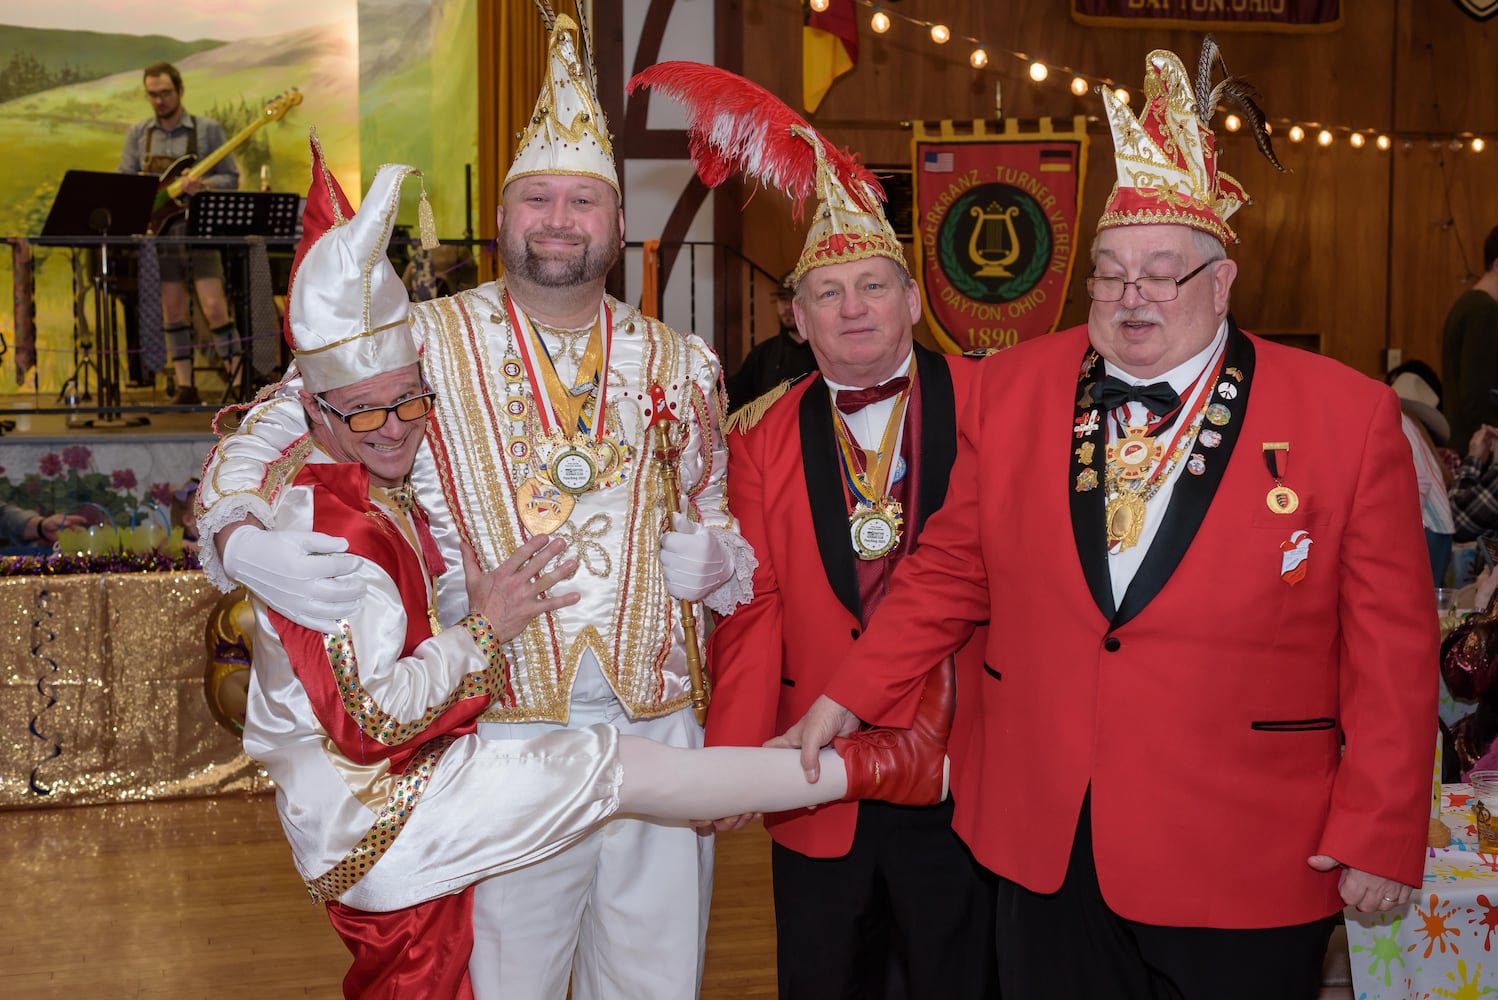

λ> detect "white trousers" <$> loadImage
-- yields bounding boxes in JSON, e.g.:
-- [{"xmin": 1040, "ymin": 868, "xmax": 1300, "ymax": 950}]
[{"xmin": 469, "ymin": 654, "xmax": 713, "ymax": 1000}]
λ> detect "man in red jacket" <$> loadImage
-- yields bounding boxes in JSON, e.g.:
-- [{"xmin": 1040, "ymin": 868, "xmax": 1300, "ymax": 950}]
[
  {"xmin": 782, "ymin": 44, "xmax": 1438, "ymax": 1000},
  {"xmin": 703, "ymin": 109, "xmax": 999, "ymax": 998}
]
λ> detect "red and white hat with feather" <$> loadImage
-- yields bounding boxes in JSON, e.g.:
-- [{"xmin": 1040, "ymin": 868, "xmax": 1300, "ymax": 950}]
[{"xmin": 628, "ymin": 61, "xmax": 904, "ymax": 287}]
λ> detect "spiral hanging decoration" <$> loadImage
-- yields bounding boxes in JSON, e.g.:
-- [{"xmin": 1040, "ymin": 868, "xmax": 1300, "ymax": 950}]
[{"xmin": 27, "ymin": 588, "xmax": 61, "ymax": 795}]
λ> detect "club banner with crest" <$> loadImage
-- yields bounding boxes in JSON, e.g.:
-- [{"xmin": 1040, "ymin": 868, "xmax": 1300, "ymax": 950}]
[
  {"xmin": 912, "ymin": 117, "xmax": 1088, "ymax": 354},
  {"xmin": 1452, "ymin": 0, "xmax": 1498, "ymax": 22},
  {"xmin": 1072, "ymin": 0, "xmax": 1341, "ymax": 31}
]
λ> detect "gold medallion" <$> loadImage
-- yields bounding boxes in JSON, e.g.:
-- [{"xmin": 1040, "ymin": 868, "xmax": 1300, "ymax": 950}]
[
  {"xmin": 849, "ymin": 502, "xmax": 902, "ymax": 560},
  {"xmin": 1104, "ymin": 490, "xmax": 1148, "ymax": 551},
  {"xmin": 517, "ymin": 476, "xmax": 575, "ymax": 534},
  {"xmin": 1266, "ymin": 485, "xmax": 1300, "ymax": 514},
  {"xmin": 549, "ymin": 446, "xmax": 599, "ymax": 495},
  {"xmin": 1105, "ymin": 425, "xmax": 1163, "ymax": 482}
]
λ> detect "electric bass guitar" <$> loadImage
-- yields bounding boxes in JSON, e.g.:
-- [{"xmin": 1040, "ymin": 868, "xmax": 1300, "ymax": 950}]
[{"xmin": 148, "ymin": 89, "xmax": 302, "ymax": 234}]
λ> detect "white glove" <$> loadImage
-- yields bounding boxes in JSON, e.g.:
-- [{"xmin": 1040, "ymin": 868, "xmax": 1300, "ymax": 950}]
[
  {"xmin": 658, "ymin": 512, "xmax": 735, "ymax": 602},
  {"xmin": 221, "ymin": 525, "xmax": 367, "ymax": 632}
]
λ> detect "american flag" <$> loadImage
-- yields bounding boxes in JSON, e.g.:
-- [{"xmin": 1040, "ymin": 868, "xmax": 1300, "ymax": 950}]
[{"xmin": 922, "ymin": 150, "xmax": 954, "ymax": 173}]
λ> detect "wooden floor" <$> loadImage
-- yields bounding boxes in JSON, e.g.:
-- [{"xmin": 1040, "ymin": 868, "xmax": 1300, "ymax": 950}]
[{"xmin": 0, "ymin": 794, "xmax": 779, "ymax": 999}]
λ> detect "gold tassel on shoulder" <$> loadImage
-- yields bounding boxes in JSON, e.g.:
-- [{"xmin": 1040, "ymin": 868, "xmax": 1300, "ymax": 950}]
[{"xmin": 725, "ymin": 379, "xmax": 792, "ymax": 435}]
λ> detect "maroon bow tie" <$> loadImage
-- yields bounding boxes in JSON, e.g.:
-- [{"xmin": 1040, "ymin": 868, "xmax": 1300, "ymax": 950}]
[{"xmin": 835, "ymin": 376, "xmax": 911, "ymax": 414}]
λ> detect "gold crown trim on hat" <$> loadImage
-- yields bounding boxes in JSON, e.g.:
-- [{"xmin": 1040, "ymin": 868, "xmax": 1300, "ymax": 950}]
[
  {"xmin": 1097, "ymin": 48, "xmax": 1248, "ymax": 245},
  {"xmin": 792, "ymin": 125, "xmax": 906, "ymax": 283}
]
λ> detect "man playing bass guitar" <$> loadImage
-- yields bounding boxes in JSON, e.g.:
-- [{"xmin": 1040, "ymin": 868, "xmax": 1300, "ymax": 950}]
[{"xmin": 118, "ymin": 60, "xmax": 241, "ymax": 405}]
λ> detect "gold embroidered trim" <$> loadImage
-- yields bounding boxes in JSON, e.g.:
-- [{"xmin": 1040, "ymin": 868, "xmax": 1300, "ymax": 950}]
[
  {"xmin": 322, "ymin": 621, "xmax": 500, "ymax": 746},
  {"xmin": 304, "ymin": 736, "xmax": 454, "ymax": 902},
  {"xmin": 725, "ymin": 380, "xmax": 791, "ymax": 435},
  {"xmin": 198, "ymin": 434, "xmax": 312, "ymax": 520},
  {"xmin": 460, "ymin": 612, "xmax": 506, "ymax": 673}
]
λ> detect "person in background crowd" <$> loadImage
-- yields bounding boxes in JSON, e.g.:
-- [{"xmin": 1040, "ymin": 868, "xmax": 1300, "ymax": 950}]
[
  {"xmin": 725, "ymin": 270, "xmax": 817, "ymax": 410},
  {"xmin": 631, "ymin": 62, "xmax": 999, "ymax": 999},
  {"xmin": 779, "ymin": 43, "xmax": 1437, "ymax": 1000},
  {"xmin": 118, "ymin": 61, "xmax": 242, "ymax": 405},
  {"xmin": 1448, "ymin": 423, "xmax": 1498, "ymax": 543},
  {"xmin": 192, "ymin": 17, "xmax": 751, "ymax": 1000},
  {"xmin": 1442, "ymin": 225, "xmax": 1498, "ymax": 450},
  {"xmin": 1388, "ymin": 362, "xmax": 1456, "ymax": 582},
  {"xmin": 0, "ymin": 502, "xmax": 86, "ymax": 550}
]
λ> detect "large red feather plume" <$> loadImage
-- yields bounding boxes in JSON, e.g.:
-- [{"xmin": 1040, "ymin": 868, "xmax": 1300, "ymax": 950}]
[{"xmin": 627, "ymin": 61, "xmax": 885, "ymax": 217}]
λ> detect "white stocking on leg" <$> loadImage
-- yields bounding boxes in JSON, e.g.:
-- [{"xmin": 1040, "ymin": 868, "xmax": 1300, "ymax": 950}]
[{"xmin": 616, "ymin": 737, "xmax": 849, "ymax": 819}]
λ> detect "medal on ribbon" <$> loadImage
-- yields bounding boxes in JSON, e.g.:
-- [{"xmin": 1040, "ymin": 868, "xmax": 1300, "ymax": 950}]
[
  {"xmin": 1262, "ymin": 442, "xmax": 1299, "ymax": 513},
  {"xmin": 506, "ymin": 294, "xmax": 621, "ymax": 500},
  {"xmin": 832, "ymin": 361, "xmax": 915, "ymax": 561}
]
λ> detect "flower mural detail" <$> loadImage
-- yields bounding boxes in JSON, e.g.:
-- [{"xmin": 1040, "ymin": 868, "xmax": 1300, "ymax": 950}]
[
  {"xmin": 61, "ymin": 445, "xmax": 92, "ymax": 470},
  {"xmin": 38, "ymin": 453, "xmax": 61, "ymax": 477},
  {"xmin": 111, "ymin": 469, "xmax": 137, "ymax": 491}
]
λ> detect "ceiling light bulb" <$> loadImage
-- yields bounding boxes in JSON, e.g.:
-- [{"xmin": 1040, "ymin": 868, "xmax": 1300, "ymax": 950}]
[
  {"xmin": 1349, "ymin": 133, "xmax": 1365, "ymax": 148},
  {"xmin": 1376, "ymin": 134, "xmax": 1391, "ymax": 150},
  {"xmin": 1113, "ymin": 87, "xmax": 1129, "ymax": 105},
  {"xmin": 1071, "ymin": 76, "xmax": 1088, "ymax": 96},
  {"xmin": 1028, "ymin": 61, "xmax": 1047, "ymax": 82},
  {"xmin": 1317, "ymin": 129, "xmax": 1333, "ymax": 146},
  {"xmin": 1473, "ymin": 137, "xmax": 1487, "ymax": 153},
  {"xmin": 972, "ymin": 48, "xmax": 989, "ymax": 69},
  {"xmin": 1288, "ymin": 125, "xmax": 1305, "ymax": 143},
  {"xmin": 1223, "ymin": 114, "xmax": 1241, "ymax": 132},
  {"xmin": 929, "ymin": 24, "xmax": 950, "ymax": 44},
  {"xmin": 870, "ymin": 10, "xmax": 890, "ymax": 33},
  {"xmin": 809, "ymin": 0, "xmax": 830, "ymax": 12}
]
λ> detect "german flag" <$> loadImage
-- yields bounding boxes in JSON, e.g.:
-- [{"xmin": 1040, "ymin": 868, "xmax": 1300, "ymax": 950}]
[
  {"xmin": 1040, "ymin": 147, "xmax": 1076, "ymax": 173},
  {"xmin": 803, "ymin": 0, "xmax": 859, "ymax": 113}
]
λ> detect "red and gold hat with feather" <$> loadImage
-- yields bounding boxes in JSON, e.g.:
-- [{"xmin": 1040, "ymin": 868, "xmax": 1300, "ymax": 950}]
[
  {"xmin": 628, "ymin": 61, "xmax": 904, "ymax": 285},
  {"xmin": 1098, "ymin": 37, "xmax": 1283, "ymax": 245}
]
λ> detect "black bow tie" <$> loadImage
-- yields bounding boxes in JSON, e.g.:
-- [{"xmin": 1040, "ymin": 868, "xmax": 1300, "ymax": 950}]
[
  {"xmin": 835, "ymin": 376, "xmax": 911, "ymax": 414},
  {"xmin": 1095, "ymin": 375, "xmax": 1181, "ymax": 417}
]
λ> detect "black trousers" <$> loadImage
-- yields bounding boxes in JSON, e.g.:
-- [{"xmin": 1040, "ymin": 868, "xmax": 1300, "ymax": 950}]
[
  {"xmin": 994, "ymin": 795, "xmax": 1337, "ymax": 1000},
  {"xmin": 771, "ymin": 797, "xmax": 1000, "ymax": 1000}
]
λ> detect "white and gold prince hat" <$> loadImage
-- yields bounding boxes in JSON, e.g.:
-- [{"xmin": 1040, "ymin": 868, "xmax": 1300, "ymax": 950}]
[
  {"xmin": 288, "ymin": 132, "xmax": 426, "ymax": 394},
  {"xmin": 505, "ymin": 12, "xmax": 618, "ymax": 194}
]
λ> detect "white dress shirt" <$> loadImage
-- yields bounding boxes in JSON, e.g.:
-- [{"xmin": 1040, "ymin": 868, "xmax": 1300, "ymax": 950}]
[{"xmin": 1105, "ymin": 320, "xmax": 1228, "ymax": 607}]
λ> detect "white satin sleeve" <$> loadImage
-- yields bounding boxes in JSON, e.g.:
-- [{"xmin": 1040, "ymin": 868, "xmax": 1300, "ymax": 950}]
[
  {"xmin": 194, "ymin": 374, "xmax": 310, "ymax": 590},
  {"xmin": 268, "ymin": 483, "xmax": 487, "ymax": 724},
  {"xmin": 679, "ymin": 332, "xmax": 756, "ymax": 616}
]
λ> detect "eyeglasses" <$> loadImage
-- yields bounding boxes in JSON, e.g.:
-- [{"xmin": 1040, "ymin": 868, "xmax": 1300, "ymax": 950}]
[
  {"xmin": 1085, "ymin": 259, "xmax": 1216, "ymax": 303},
  {"xmin": 315, "ymin": 391, "xmax": 436, "ymax": 433}
]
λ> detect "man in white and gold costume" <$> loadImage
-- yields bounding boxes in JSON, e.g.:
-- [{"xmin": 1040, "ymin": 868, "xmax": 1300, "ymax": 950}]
[{"xmin": 196, "ymin": 16, "xmax": 750, "ymax": 1000}]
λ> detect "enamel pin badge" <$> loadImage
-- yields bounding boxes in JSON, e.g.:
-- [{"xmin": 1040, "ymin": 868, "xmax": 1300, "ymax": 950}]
[{"xmin": 1279, "ymin": 529, "xmax": 1313, "ymax": 586}]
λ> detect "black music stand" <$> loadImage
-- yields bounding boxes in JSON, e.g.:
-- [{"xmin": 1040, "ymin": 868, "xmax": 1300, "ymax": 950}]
[
  {"xmin": 41, "ymin": 171, "xmax": 156, "ymax": 427},
  {"xmin": 40, "ymin": 170, "xmax": 156, "ymax": 239},
  {"xmin": 186, "ymin": 191, "xmax": 300, "ymax": 401}
]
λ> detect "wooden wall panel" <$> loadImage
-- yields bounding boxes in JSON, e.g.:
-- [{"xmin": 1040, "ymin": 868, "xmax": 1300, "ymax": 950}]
[{"xmin": 729, "ymin": 0, "xmax": 1497, "ymax": 378}]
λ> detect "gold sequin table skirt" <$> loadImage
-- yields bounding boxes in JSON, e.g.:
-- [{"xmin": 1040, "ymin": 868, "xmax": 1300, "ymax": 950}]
[{"xmin": 0, "ymin": 571, "xmax": 260, "ymax": 808}]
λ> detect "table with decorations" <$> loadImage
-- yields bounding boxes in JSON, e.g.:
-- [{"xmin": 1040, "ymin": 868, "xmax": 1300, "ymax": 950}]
[{"xmin": 1345, "ymin": 783, "xmax": 1498, "ymax": 998}]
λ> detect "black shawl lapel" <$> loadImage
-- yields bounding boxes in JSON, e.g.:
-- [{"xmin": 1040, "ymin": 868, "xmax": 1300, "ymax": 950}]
[
  {"xmin": 800, "ymin": 377, "xmax": 862, "ymax": 621},
  {"xmin": 1068, "ymin": 349, "xmax": 1115, "ymax": 619},
  {"xmin": 913, "ymin": 341, "xmax": 958, "ymax": 533},
  {"xmin": 1113, "ymin": 318, "xmax": 1257, "ymax": 627}
]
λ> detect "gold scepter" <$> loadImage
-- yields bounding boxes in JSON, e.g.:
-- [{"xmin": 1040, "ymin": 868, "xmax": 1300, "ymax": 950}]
[{"xmin": 647, "ymin": 383, "xmax": 710, "ymax": 725}]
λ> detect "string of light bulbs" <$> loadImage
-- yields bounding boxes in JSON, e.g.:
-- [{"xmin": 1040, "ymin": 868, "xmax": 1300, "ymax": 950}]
[{"xmin": 804, "ymin": 0, "xmax": 1492, "ymax": 153}]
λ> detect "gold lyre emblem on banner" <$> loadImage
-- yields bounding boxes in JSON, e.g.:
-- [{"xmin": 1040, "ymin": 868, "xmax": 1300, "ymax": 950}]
[{"xmin": 968, "ymin": 201, "xmax": 1021, "ymax": 277}]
